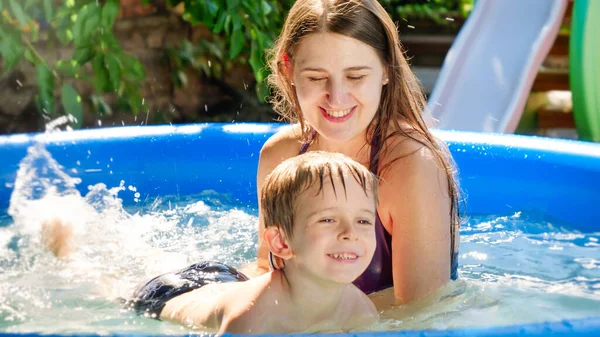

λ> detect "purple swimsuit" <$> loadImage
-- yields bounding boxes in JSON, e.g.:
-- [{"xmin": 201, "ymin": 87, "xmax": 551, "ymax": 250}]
[{"xmin": 299, "ymin": 132, "xmax": 459, "ymax": 294}]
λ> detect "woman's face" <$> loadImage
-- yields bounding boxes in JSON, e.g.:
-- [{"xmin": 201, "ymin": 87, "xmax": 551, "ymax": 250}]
[{"xmin": 291, "ymin": 32, "xmax": 388, "ymax": 143}]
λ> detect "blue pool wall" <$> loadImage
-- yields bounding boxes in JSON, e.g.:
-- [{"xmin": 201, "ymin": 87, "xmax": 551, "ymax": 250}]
[
  {"xmin": 1, "ymin": 123, "xmax": 600, "ymax": 337},
  {"xmin": 1, "ymin": 123, "xmax": 599, "ymax": 230}
]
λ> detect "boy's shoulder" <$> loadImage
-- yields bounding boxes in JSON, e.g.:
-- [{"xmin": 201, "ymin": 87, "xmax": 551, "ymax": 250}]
[
  {"xmin": 217, "ymin": 274, "xmax": 276, "ymax": 334},
  {"xmin": 340, "ymin": 285, "xmax": 380, "ymax": 330}
]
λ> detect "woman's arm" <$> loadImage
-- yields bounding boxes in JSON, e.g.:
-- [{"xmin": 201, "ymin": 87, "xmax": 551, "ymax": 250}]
[{"xmin": 379, "ymin": 142, "xmax": 453, "ymax": 304}]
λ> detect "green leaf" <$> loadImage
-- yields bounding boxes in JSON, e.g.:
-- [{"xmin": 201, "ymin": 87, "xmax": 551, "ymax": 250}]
[
  {"xmin": 9, "ymin": 0, "xmax": 28, "ymax": 28},
  {"xmin": 0, "ymin": 31, "xmax": 24, "ymax": 71},
  {"xmin": 61, "ymin": 84, "xmax": 83, "ymax": 129},
  {"xmin": 126, "ymin": 89, "xmax": 143, "ymax": 115},
  {"xmin": 229, "ymin": 28, "xmax": 244, "ymax": 59},
  {"xmin": 24, "ymin": 0, "xmax": 37, "ymax": 10},
  {"xmin": 72, "ymin": 5, "xmax": 90, "ymax": 45},
  {"xmin": 24, "ymin": 48, "xmax": 36, "ymax": 63},
  {"xmin": 92, "ymin": 55, "xmax": 109, "ymax": 92},
  {"xmin": 104, "ymin": 53, "xmax": 121, "ymax": 91},
  {"xmin": 101, "ymin": 0, "xmax": 119, "ymax": 28},
  {"xmin": 91, "ymin": 94, "xmax": 113, "ymax": 116},
  {"xmin": 256, "ymin": 80, "xmax": 269, "ymax": 103},
  {"xmin": 206, "ymin": 0, "xmax": 219, "ymax": 17},
  {"xmin": 226, "ymin": 0, "xmax": 239, "ymax": 10},
  {"xmin": 73, "ymin": 4, "xmax": 101, "ymax": 46},
  {"xmin": 30, "ymin": 20, "xmax": 39, "ymax": 42},
  {"xmin": 36, "ymin": 64, "xmax": 55, "ymax": 115},
  {"xmin": 248, "ymin": 39, "xmax": 263, "ymax": 78},
  {"xmin": 122, "ymin": 56, "xmax": 145, "ymax": 81},
  {"xmin": 224, "ymin": 14, "xmax": 231, "ymax": 35},
  {"xmin": 73, "ymin": 46, "xmax": 94, "ymax": 64},
  {"xmin": 261, "ymin": 0, "xmax": 272, "ymax": 15},
  {"xmin": 232, "ymin": 14, "xmax": 242, "ymax": 30},
  {"xmin": 83, "ymin": 6, "xmax": 101, "ymax": 40},
  {"xmin": 214, "ymin": 13, "xmax": 227, "ymax": 33},
  {"xmin": 43, "ymin": 0, "xmax": 54, "ymax": 22},
  {"xmin": 55, "ymin": 60, "xmax": 79, "ymax": 77}
]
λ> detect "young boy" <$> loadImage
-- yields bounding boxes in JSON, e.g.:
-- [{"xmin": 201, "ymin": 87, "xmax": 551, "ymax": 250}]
[{"xmin": 42, "ymin": 151, "xmax": 380, "ymax": 335}]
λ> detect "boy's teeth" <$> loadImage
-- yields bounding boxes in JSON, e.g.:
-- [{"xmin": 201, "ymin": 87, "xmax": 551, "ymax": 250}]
[
  {"xmin": 331, "ymin": 253, "xmax": 357, "ymax": 260},
  {"xmin": 326, "ymin": 108, "xmax": 352, "ymax": 118}
]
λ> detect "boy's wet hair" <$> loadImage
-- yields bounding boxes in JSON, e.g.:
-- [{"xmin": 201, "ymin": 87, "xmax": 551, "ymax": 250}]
[{"xmin": 260, "ymin": 151, "xmax": 378, "ymax": 240}]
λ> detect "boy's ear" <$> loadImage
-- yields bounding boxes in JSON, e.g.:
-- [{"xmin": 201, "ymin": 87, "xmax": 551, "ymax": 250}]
[{"xmin": 263, "ymin": 226, "xmax": 293, "ymax": 260}]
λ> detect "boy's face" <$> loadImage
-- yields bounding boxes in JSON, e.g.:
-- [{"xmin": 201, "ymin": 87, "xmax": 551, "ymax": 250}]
[{"xmin": 289, "ymin": 174, "xmax": 377, "ymax": 284}]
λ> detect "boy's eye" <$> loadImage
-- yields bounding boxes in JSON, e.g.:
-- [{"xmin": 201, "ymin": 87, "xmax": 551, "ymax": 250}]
[
  {"xmin": 358, "ymin": 219, "xmax": 373, "ymax": 225},
  {"xmin": 319, "ymin": 218, "xmax": 335, "ymax": 223}
]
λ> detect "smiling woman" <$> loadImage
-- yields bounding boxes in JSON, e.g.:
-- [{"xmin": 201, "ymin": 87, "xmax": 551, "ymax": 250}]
[{"xmin": 247, "ymin": 0, "xmax": 461, "ymax": 306}]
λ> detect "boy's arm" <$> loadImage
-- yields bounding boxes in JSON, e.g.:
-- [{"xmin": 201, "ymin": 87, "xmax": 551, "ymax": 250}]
[{"xmin": 160, "ymin": 288, "xmax": 224, "ymax": 331}]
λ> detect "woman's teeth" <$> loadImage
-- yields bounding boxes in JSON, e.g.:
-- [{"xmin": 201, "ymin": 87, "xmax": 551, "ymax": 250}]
[{"xmin": 326, "ymin": 108, "xmax": 352, "ymax": 118}]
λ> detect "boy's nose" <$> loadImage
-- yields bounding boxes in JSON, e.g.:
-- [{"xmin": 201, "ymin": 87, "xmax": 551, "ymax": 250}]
[{"xmin": 339, "ymin": 221, "xmax": 358, "ymax": 241}]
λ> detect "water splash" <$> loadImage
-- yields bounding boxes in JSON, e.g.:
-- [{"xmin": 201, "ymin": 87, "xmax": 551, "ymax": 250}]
[{"xmin": 0, "ymin": 143, "xmax": 258, "ymax": 334}]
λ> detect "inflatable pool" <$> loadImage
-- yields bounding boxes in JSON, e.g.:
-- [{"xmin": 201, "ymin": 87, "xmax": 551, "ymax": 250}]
[{"xmin": 1, "ymin": 123, "xmax": 600, "ymax": 336}]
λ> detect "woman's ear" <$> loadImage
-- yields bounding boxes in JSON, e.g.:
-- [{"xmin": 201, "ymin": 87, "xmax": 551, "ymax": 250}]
[
  {"xmin": 382, "ymin": 68, "xmax": 390, "ymax": 86},
  {"xmin": 281, "ymin": 53, "xmax": 295, "ymax": 87},
  {"xmin": 263, "ymin": 226, "xmax": 293, "ymax": 260}
]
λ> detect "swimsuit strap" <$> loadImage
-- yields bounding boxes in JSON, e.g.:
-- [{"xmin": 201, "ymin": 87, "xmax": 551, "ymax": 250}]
[
  {"xmin": 298, "ymin": 129, "xmax": 318, "ymax": 154},
  {"xmin": 368, "ymin": 133, "xmax": 380, "ymax": 175}
]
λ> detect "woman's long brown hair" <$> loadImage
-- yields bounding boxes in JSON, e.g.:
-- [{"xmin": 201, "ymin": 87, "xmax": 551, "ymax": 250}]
[{"xmin": 266, "ymin": 0, "xmax": 461, "ymax": 261}]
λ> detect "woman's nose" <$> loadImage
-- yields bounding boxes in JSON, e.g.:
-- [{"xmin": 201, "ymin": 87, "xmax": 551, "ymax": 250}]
[{"xmin": 326, "ymin": 79, "xmax": 348, "ymax": 107}]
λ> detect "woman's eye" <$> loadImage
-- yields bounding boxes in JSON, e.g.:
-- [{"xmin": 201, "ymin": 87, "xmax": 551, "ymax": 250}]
[
  {"xmin": 348, "ymin": 75, "xmax": 366, "ymax": 81},
  {"xmin": 308, "ymin": 77, "xmax": 326, "ymax": 82}
]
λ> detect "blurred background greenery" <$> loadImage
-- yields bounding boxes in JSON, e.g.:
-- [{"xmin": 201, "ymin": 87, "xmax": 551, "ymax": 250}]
[{"xmin": 0, "ymin": 0, "xmax": 474, "ymax": 134}]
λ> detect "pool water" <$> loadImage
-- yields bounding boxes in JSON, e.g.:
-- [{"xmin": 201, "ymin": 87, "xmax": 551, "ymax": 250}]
[{"xmin": 0, "ymin": 145, "xmax": 599, "ymax": 334}]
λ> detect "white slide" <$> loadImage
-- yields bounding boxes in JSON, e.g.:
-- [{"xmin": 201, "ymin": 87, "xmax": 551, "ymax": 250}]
[{"xmin": 424, "ymin": 0, "xmax": 568, "ymax": 133}]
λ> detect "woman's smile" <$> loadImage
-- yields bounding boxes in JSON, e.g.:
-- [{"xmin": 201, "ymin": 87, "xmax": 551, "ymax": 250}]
[{"xmin": 320, "ymin": 106, "xmax": 357, "ymax": 123}]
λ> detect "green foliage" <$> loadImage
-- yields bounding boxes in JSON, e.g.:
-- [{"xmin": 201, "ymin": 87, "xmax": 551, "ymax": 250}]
[
  {"xmin": 158, "ymin": 0, "xmax": 295, "ymax": 102},
  {"xmin": 1, "ymin": 0, "xmax": 473, "ymax": 127},
  {"xmin": 381, "ymin": 0, "xmax": 474, "ymax": 23},
  {"xmin": 164, "ymin": 0, "xmax": 472, "ymax": 102},
  {"xmin": 0, "ymin": 0, "xmax": 145, "ymax": 129}
]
